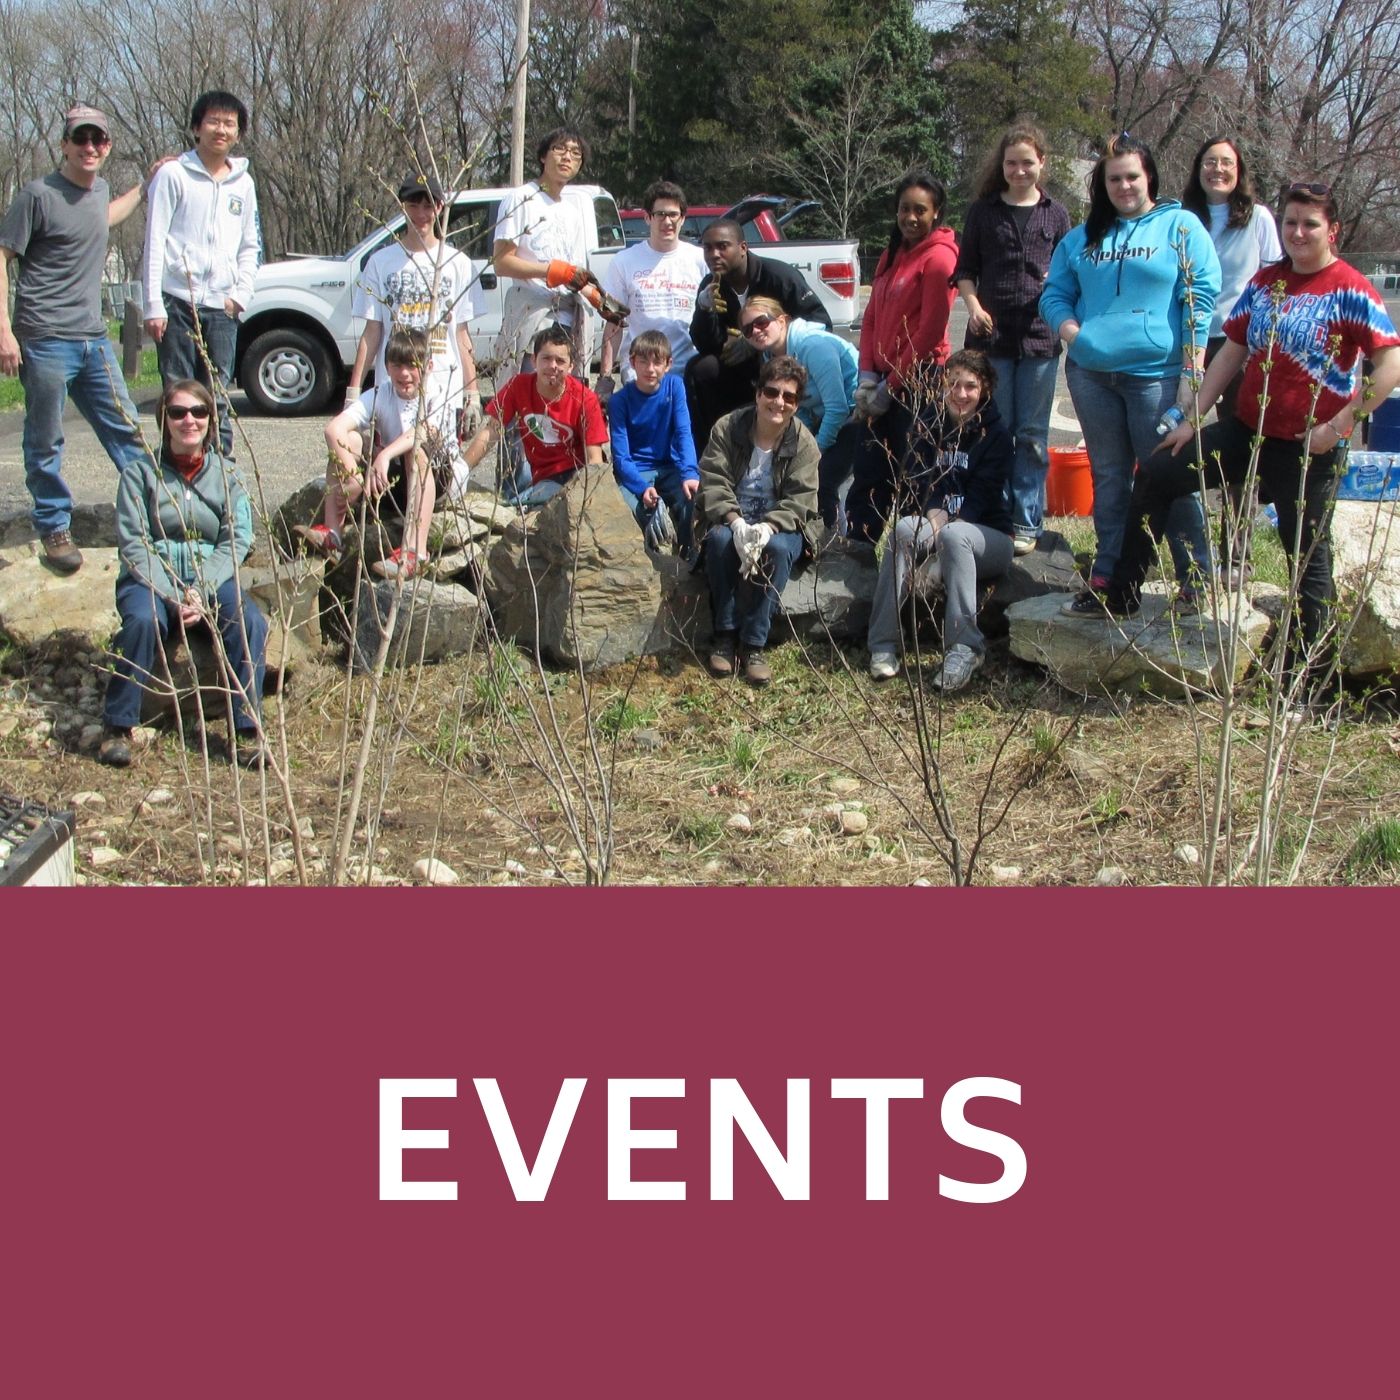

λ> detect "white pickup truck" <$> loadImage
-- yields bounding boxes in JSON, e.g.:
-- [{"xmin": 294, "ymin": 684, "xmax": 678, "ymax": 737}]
[{"xmin": 235, "ymin": 184, "xmax": 861, "ymax": 415}]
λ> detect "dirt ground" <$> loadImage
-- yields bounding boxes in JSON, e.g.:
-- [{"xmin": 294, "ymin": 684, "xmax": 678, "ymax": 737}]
[{"xmin": 4, "ymin": 608, "xmax": 1398, "ymax": 887}]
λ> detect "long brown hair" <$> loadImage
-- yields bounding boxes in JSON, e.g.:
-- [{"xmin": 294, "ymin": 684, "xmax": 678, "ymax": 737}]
[
  {"xmin": 975, "ymin": 122, "xmax": 1049, "ymax": 202},
  {"xmin": 1181, "ymin": 136, "xmax": 1256, "ymax": 231}
]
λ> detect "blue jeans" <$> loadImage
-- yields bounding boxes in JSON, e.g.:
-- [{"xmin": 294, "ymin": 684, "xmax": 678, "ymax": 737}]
[
  {"xmin": 158, "ymin": 295, "xmax": 240, "ymax": 457},
  {"xmin": 18, "ymin": 335, "xmax": 149, "ymax": 536},
  {"xmin": 503, "ymin": 468, "xmax": 575, "ymax": 509},
  {"xmin": 104, "ymin": 574, "xmax": 267, "ymax": 731},
  {"xmin": 704, "ymin": 524, "xmax": 804, "ymax": 649},
  {"xmin": 1064, "ymin": 363, "xmax": 1209, "ymax": 584},
  {"xmin": 615, "ymin": 463, "xmax": 696, "ymax": 555},
  {"xmin": 989, "ymin": 355, "xmax": 1058, "ymax": 540}
]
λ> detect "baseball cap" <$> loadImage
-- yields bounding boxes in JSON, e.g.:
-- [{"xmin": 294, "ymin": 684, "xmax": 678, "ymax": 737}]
[
  {"xmin": 397, "ymin": 173, "xmax": 445, "ymax": 203},
  {"xmin": 63, "ymin": 104, "xmax": 111, "ymax": 139}
]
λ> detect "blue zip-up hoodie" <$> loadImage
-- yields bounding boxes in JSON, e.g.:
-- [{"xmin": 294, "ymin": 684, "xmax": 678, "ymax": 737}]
[
  {"xmin": 1039, "ymin": 200, "xmax": 1220, "ymax": 378},
  {"xmin": 767, "ymin": 318, "xmax": 858, "ymax": 451}
]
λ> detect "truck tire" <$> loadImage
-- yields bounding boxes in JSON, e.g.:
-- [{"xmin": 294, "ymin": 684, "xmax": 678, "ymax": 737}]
[{"xmin": 240, "ymin": 327, "xmax": 336, "ymax": 416}]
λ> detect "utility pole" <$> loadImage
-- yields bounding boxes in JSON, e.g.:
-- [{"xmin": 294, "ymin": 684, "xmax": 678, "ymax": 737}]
[{"xmin": 509, "ymin": 0, "xmax": 531, "ymax": 185}]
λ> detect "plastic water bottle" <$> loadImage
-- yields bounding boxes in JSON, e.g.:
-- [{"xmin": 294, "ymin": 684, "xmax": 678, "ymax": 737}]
[
  {"xmin": 1257, "ymin": 503, "xmax": 1279, "ymax": 529},
  {"xmin": 1156, "ymin": 405, "xmax": 1186, "ymax": 436}
]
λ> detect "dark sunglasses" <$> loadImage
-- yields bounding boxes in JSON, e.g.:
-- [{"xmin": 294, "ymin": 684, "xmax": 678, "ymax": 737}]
[
  {"xmin": 1287, "ymin": 181, "xmax": 1332, "ymax": 198},
  {"xmin": 165, "ymin": 403, "xmax": 212, "ymax": 421},
  {"xmin": 68, "ymin": 129, "xmax": 110, "ymax": 149},
  {"xmin": 758, "ymin": 384, "xmax": 800, "ymax": 407},
  {"xmin": 742, "ymin": 315, "xmax": 776, "ymax": 339}
]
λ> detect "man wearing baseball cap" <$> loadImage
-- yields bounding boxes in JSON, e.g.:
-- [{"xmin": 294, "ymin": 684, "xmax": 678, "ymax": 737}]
[
  {"xmin": 0, "ymin": 105, "xmax": 153, "ymax": 573},
  {"xmin": 343, "ymin": 171, "xmax": 481, "ymax": 439}
]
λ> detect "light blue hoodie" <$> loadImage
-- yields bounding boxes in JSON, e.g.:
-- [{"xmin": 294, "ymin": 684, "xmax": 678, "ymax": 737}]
[
  {"xmin": 1039, "ymin": 200, "xmax": 1220, "ymax": 378},
  {"xmin": 769, "ymin": 318, "xmax": 859, "ymax": 451}
]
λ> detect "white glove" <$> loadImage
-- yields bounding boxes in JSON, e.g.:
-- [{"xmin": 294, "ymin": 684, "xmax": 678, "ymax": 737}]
[
  {"xmin": 343, "ymin": 386, "xmax": 362, "ymax": 407},
  {"xmin": 729, "ymin": 517, "xmax": 754, "ymax": 560},
  {"xmin": 594, "ymin": 373, "xmax": 616, "ymax": 404},
  {"xmin": 696, "ymin": 284, "xmax": 714, "ymax": 312},
  {"xmin": 739, "ymin": 522, "xmax": 774, "ymax": 578}
]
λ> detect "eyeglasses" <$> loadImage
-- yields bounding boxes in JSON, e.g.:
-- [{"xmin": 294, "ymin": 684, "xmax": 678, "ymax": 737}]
[
  {"xmin": 1201, "ymin": 158, "xmax": 1237, "ymax": 170},
  {"xmin": 165, "ymin": 403, "xmax": 211, "ymax": 421},
  {"xmin": 550, "ymin": 143, "xmax": 583, "ymax": 158},
  {"xmin": 1287, "ymin": 181, "xmax": 1332, "ymax": 197},
  {"xmin": 742, "ymin": 315, "xmax": 776, "ymax": 339},
  {"xmin": 649, "ymin": 209, "xmax": 683, "ymax": 222},
  {"xmin": 67, "ymin": 129, "xmax": 110, "ymax": 149},
  {"xmin": 758, "ymin": 385, "xmax": 800, "ymax": 407}
]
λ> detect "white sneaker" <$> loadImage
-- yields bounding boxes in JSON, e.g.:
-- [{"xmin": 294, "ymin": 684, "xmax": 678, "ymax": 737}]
[
  {"xmin": 1013, "ymin": 535, "xmax": 1037, "ymax": 556},
  {"xmin": 869, "ymin": 650, "xmax": 899, "ymax": 680},
  {"xmin": 934, "ymin": 645, "xmax": 984, "ymax": 692}
]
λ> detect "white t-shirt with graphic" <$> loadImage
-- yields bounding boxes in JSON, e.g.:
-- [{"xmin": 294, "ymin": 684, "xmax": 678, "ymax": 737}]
[
  {"xmin": 345, "ymin": 384, "xmax": 467, "ymax": 496},
  {"xmin": 354, "ymin": 242, "xmax": 479, "ymax": 400},
  {"xmin": 602, "ymin": 240, "xmax": 708, "ymax": 377},
  {"xmin": 737, "ymin": 444, "xmax": 777, "ymax": 523},
  {"xmin": 493, "ymin": 182, "xmax": 589, "ymax": 323}
]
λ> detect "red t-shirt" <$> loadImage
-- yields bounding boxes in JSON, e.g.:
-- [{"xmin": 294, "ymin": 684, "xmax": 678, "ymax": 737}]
[
  {"xmin": 485, "ymin": 374, "xmax": 608, "ymax": 483},
  {"xmin": 1225, "ymin": 259, "xmax": 1400, "ymax": 438}
]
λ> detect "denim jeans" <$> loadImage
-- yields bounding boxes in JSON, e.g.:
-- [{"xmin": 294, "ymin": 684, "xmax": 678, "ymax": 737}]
[
  {"xmin": 503, "ymin": 468, "xmax": 575, "ymax": 509},
  {"xmin": 615, "ymin": 463, "xmax": 696, "ymax": 555},
  {"xmin": 104, "ymin": 574, "xmax": 267, "ymax": 731},
  {"xmin": 705, "ymin": 523, "xmax": 804, "ymax": 649},
  {"xmin": 18, "ymin": 335, "xmax": 149, "ymax": 536},
  {"xmin": 989, "ymin": 355, "xmax": 1058, "ymax": 541},
  {"xmin": 1064, "ymin": 363, "xmax": 1210, "ymax": 585},
  {"xmin": 158, "ymin": 294, "xmax": 240, "ymax": 457}
]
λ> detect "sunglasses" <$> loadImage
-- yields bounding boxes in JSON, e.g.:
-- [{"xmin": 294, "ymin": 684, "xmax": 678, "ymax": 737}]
[
  {"xmin": 742, "ymin": 315, "xmax": 776, "ymax": 339},
  {"xmin": 165, "ymin": 403, "xmax": 212, "ymax": 421},
  {"xmin": 1287, "ymin": 181, "xmax": 1332, "ymax": 198},
  {"xmin": 68, "ymin": 129, "xmax": 110, "ymax": 149},
  {"xmin": 758, "ymin": 384, "xmax": 800, "ymax": 407}
]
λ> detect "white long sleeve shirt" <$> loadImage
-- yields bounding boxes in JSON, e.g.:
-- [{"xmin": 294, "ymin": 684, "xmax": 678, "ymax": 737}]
[{"xmin": 143, "ymin": 149, "xmax": 261, "ymax": 318}]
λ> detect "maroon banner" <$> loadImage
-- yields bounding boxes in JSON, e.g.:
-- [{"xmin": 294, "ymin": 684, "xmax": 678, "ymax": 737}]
[{"xmin": 3, "ymin": 890, "xmax": 1395, "ymax": 1397}]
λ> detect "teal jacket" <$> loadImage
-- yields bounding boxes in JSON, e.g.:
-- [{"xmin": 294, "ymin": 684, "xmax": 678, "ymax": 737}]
[
  {"xmin": 1039, "ymin": 200, "xmax": 1220, "ymax": 378},
  {"xmin": 115, "ymin": 448, "xmax": 254, "ymax": 604},
  {"xmin": 772, "ymin": 319, "xmax": 859, "ymax": 451}
]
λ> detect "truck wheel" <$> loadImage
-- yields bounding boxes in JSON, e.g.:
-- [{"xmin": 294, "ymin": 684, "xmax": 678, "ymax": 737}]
[{"xmin": 241, "ymin": 328, "xmax": 336, "ymax": 415}]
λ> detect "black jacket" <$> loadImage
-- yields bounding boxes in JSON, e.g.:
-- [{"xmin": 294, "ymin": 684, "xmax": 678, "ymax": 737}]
[
  {"xmin": 905, "ymin": 397, "xmax": 1014, "ymax": 533},
  {"xmin": 689, "ymin": 252, "xmax": 831, "ymax": 355}
]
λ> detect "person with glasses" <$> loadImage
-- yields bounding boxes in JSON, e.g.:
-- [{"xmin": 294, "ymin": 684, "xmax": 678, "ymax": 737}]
[
  {"xmin": 99, "ymin": 379, "xmax": 267, "ymax": 770},
  {"xmin": 1041, "ymin": 132, "xmax": 1220, "ymax": 613},
  {"xmin": 596, "ymin": 180, "xmax": 707, "ymax": 403},
  {"xmin": 1095, "ymin": 182, "xmax": 1400, "ymax": 711},
  {"xmin": 141, "ymin": 90, "xmax": 261, "ymax": 458},
  {"xmin": 343, "ymin": 173, "xmax": 481, "ymax": 437},
  {"xmin": 698, "ymin": 356, "xmax": 820, "ymax": 686},
  {"xmin": 0, "ymin": 105, "xmax": 156, "ymax": 575},
  {"xmin": 492, "ymin": 127, "xmax": 596, "ymax": 388},
  {"xmin": 865, "ymin": 351, "xmax": 1014, "ymax": 691}
]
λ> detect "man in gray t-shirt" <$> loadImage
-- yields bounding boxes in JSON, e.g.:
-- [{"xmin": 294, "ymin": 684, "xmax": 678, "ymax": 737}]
[{"xmin": 0, "ymin": 104, "xmax": 151, "ymax": 573}]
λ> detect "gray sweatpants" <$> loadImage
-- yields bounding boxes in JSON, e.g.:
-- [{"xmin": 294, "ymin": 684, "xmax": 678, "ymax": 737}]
[{"xmin": 867, "ymin": 516, "xmax": 1014, "ymax": 654}]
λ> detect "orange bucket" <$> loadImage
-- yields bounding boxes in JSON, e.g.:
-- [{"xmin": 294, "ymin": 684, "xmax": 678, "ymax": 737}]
[{"xmin": 1046, "ymin": 447, "xmax": 1094, "ymax": 516}]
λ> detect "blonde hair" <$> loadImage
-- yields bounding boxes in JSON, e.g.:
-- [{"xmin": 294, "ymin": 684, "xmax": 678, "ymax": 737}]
[{"xmin": 741, "ymin": 296, "xmax": 786, "ymax": 322}]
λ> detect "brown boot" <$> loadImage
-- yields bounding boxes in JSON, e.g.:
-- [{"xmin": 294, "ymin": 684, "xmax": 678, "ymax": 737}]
[
  {"xmin": 97, "ymin": 726, "xmax": 133, "ymax": 768},
  {"xmin": 742, "ymin": 650, "xmax": 772, "ymax": 687},
  {"xmin": 707, "ymin": 633, "xmax": 736, "ymax": 678},
  {"xmin": 41, "ymin": 528, "xmax": 83, "ymax": 574}
]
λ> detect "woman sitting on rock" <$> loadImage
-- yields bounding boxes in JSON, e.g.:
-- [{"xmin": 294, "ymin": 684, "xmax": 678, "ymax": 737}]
[
  {"xmin": 866, "ymin": 350, "xmax": 1014, "ymax": 692},
  {"xmin": 99, "ymin": 379, "xmax": 266, "ymax": 768}
]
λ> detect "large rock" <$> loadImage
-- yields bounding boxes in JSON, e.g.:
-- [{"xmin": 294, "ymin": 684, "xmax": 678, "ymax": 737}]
[
  {"xmin": 1007, "ymin": 586, "xmax": 1271, "ymax": 696},
  {"xmin": 240, "ymin": 557, "xmax": 325, "ymax": 650},
  {"xmin": 979, "ymin": 530, "xmax": 1080, "ymax": 635},
  {"xmin": 0, "ymin": 542, "xmax": 121, "ymax": 647},
  {"xmin": 1332, "ymin": 501, "xmax": 1400, "ymax": 679},
  {"xmin": 484, "ymin": 472, "xmax": 662, "ymax": 670},
  {"xmin": 352, "ymin": 578, "xmax": 481, "ymax": 669},
  {"xmin": 269, "ymin": 476, "xmax": 332, "ymax": 559},
  {"xmin": 0, "ymin": 501, "xmax": 119, "ymax": 550},
  {"xmin": 779, "ymin": 550, "xmax": 880, "ymax": 640}
]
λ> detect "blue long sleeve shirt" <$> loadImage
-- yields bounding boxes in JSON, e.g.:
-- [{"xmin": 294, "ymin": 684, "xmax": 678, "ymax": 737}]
[
  {"xmin": 609, "ymin": 374, "xmax": 699, "ymax": 497},
  {"xmin": 775, "ymin": 319, "xmax": 859, "ymax": 451},
  {"xmin": 1039, "ymin": 200, "xmax": 1220, "ymax": 378}
]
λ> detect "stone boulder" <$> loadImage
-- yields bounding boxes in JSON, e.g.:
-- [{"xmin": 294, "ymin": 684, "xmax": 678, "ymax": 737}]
[
  {"xmin": 1331, "ymin": 501, "xmax": 1400, "ymax": 679},
  {"xmin": 779, "ymin": 550, "xmax": 880, "ymax": 640},
  {"xmin": 0, "ymin": 501, "xmax": 119, "ymax": 550},
  {"xmin": 0, "ymin": 542, "xmax": 121, "ymax": 648},
  {"xmin": 352, "ymin": 578, "xmax": 482, "ymax": 670},
  {"xmin": 979, "ymin": 530, "xmax": 1080, "ymax": 636},
  {"xmin": 484, "ymin": 472, "xmax": 662, "ymax": 670},
  {"xmin": 240, "ymin": 557, "xmax": 325, "ymax": 650},
  {"xmin": 269, "ymin": 475, "xmax": 332, "ymax": 559},
  {"xmin": 1007, "ymin": 586, "xmax": 1271, "ymax": 697}
]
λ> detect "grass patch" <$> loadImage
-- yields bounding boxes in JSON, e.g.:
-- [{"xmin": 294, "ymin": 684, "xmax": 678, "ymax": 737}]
[
  {"xmin": 597, "ymin": 694, "xmax": 655, "ymax": 739},
  {"xmin": 1343, "ymin": 818, "xmax": 1400, "ymax": 883}
]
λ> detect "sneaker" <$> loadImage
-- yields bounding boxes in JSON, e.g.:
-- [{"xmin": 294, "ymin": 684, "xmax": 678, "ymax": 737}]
[
  {"xmin": 707, "ymin": 633, "xmax": 737, "ymax": 678},
  {"xmin": 1061, "ymin": 589, "xmax": 1138, "ymax": 619},
  {"xmin": 372, "ymin": 547, "xmax": 420, "ymax": 580},
  {"xmin": 933, "ymin": 645, "xmax": 983, "ymax": 692},
  {"xmin": 743, "ymin": 649, "xmax": 772, "ymax": 687},
  {"xmin": 1013, "ymin": 535, "xmax": 1037, "ymax": 556},
  {"xmin": 41, "ymin": 528, "xmax": 82, "ymax": 574},
  {"xmin": 293, "ymin": 523, "xmax": 342, "ymax": 560},
  {"xmin": 869, "ymin": 649, "xmax": 899, "ymax": 680},
  {"xmin": 97, "ymin": 725, "xmax": 133, "ymax": 768},
  {"xmin": 234, "ymin": 730, "xmax": 268, "ymax": 769}
]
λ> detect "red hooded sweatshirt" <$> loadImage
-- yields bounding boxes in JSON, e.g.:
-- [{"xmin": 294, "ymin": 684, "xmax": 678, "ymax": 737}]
[{"xmin": 858, "ymin": 225, "xmax": 959, "ymax": 392}]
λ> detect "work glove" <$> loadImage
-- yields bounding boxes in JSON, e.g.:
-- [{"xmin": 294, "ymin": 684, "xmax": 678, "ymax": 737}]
[
  {"xmin": 720, "ymin": 330, "xmax": 757, "ymax": 368},
  {"xmin": 460, "ymin": 389, "xmax": 482, "ymax": 440},
  {"xmin": 739, "ymin": 522, "xmax": 774, "ymax": 578},
  {"xmin": 594, "ymin": 373, "xmax": 616, "ymax": 405},
  {"xmin": 582, "ymin": 283, "xmax": 629, "ymax": 326},
  {"xmin": 643, "ymin": 504, "xmax": 677, "ymax": 552},
  {"xmin": 729, "ymin": 516, "xmax": 755, "ymax": 561},
  {"xmin": 711, "ymin": 281, "xmax": 729, "ymax": 318},
  {"xmin": 856, "ymin": 379, "xmax": 892, "ymax": 418},
  {"xmin": 546, "ymin": 259, "xmax": 595, "ymax": 292}
]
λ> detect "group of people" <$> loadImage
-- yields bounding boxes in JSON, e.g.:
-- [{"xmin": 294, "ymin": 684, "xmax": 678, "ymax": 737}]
[{"xmin": 3, "ymin": 102, "xmax": 1398, "ymax": 771}]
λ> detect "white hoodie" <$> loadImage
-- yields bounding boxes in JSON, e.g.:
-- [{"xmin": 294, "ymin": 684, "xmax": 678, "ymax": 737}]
[{"xmin": 143, "ymin": 149, "xmax": 261, "ymax": 318}]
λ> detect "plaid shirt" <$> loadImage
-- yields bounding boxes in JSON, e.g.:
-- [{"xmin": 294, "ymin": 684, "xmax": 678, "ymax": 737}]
[{"xmin": 953, "ymin": 193, "xmax": 1070, "ymax": 360}]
